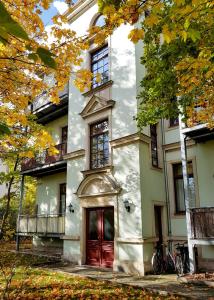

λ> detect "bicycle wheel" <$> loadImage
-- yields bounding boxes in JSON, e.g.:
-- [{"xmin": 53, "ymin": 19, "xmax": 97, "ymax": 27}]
[
  {"xmin": 151, "ymin": 253, "xmax": 163, "ymax": 274},
  {"xmin": 166, "ymin": 253, "xmax": 175, "ymax": 273},
  {"xmin": 175, "ymin": 255, "xmax": 184, "ymax": 276}
]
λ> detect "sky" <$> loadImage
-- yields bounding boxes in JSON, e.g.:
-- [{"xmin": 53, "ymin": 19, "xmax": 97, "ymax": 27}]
[{"xmin": 40, "ymin": 0, "xmax": 69, "ymax": 26}]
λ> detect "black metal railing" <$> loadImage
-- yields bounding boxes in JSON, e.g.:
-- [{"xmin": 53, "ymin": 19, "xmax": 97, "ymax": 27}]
[
  {"xmin": 190, "ymin": 207, "xmax": 214, "ymax": 239},
  {"xmin": 17, "ymin": 214, "xmax": 65, "ymax": 235},
  {"xmin": 21, "ymin": 143, "xmax": 67, "ymax": 171}
]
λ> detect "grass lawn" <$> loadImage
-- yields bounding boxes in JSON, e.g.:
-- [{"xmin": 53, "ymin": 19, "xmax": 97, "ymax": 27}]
[{"xmin": 0, "ymin": 248, "xmax": 177, "ymax": 299}]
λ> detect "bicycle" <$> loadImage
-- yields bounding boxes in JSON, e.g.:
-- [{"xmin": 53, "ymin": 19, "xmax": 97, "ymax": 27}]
[
  {"xmin": 174, "ymin": 243, "xmax": 190, "ymax": 276},
  {"xmin": 151, "ymin": 243, "xmax": 175, "ymax": 274}
]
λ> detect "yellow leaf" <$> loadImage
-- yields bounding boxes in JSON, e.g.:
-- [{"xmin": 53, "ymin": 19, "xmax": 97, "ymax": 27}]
[{"xmin": 128, "ymin": 28, "xmax": 144, "ymax": 43}]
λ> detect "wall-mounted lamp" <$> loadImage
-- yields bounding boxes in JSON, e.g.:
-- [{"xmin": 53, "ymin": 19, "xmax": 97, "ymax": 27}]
[
  {"xmin": 68, "ymin": 203, "xmax": 74, "ymax": 213},
  {"xmin": 123, "ymin": 199, "xmax": 131, "ymax": 213}
]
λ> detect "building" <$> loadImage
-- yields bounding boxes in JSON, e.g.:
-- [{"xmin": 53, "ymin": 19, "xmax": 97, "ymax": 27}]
[{"xmin": 17, "ymin": 0, "xmax": 214, "ymax": 275}]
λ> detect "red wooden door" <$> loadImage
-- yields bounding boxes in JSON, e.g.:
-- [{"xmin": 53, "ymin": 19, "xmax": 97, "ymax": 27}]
[{"xmin": 86, "ymin": 207, "xmax": 114, "ymax": 268}]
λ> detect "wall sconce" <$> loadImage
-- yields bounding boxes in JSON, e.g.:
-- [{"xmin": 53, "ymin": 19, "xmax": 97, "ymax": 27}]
[
  {"xmin": 123, "ymin": 199, "xmax": 131, "ymax": 213},
  {"xmin": 68, "ymin": 203, "xmax": 74, "ymax": 213}
]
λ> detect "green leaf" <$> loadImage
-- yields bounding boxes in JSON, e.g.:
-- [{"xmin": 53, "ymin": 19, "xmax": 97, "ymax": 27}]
[
  {"xmin": 0, "ymin": 123, "xmax": 11, "ymax": 136},
  {"xmin": 0, "ymin": 1, "xmax": 29, "ymax": 40},
  {"xmin": 0, "ymin": 1, "xmax": 12, "ymax": 23},
  {"xmin": 188, "ymin": 29, "xmax": 201, "ymax": 42},
  {"xmin": 0, "ymin": 35, "xmax": 7, "ymax": 44},
  {"xmin": 2, "ymin": 21, "xmax": 29, "ymax": 40},
  {"xmin": 184, "ymin": 19, "xmax": 190, "ymax": 30},
  {"xmin": 28, "ymin": 53, "xmax": 39, "ymax": 62},
  {"xmin": 36, "ymin": 47, "xmax": 57, "ymax": 69},
  {"xmin": 0, "ymin": 26, "xmax": 8, "ymax": 40}
]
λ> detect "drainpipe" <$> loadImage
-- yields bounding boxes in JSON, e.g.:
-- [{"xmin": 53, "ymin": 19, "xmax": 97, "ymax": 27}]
[
  {"xmin": 179, "ymin": 115, "xmax": 196, "ymax": 273},
  {"xmin": 16, "ymin": 175, "xmax": 25, "ymax": 251},
  {"xmin": 160, "ymin": 119, "xmax": 172, "ymax": 250}
]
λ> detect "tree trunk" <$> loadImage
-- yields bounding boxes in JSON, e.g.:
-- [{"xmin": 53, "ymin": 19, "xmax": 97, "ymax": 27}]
[{"xmin": 0, "ymin": 156, "xmax": 19, "ymax": 239}]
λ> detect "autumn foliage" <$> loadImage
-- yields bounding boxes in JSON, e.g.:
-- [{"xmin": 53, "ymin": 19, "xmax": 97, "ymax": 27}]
[{"xmin": 98, "ymin": 0, "xmax": 214, "ymax": 127}]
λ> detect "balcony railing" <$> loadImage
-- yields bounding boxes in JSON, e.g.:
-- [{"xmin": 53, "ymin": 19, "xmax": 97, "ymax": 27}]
[
  {"xmin": 17, "ymin": 214, "xmax": 65, "ymax": 235},
  {"xmin": 32, "ymin": 84, "xmax": 69, "ymax": 113},
  {"xmin": 190, "ymin": 207, "xmax": 214, "ymax": 239},
  {"xmin": 21, "ymin": 143, "xmax": 67, "ymax": 171}
]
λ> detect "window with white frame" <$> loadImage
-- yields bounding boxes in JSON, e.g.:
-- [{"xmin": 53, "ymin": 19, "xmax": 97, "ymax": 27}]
[
  {"xmin": 91, "ymin": 45, "xmax": 109, "ymax": 89},
  {"xmin": 173, "ymin": 162, "xmax": 195, "ymax": 214}
]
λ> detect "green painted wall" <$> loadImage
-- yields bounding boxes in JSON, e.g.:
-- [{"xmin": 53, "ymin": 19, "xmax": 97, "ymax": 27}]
[
  {"xmin": 196, "ymin": 140, "xmax": 214, "ymax": 207},
  {"xmin": 36, "ymin": 172, "xmax": 66, "ymax": 214}
]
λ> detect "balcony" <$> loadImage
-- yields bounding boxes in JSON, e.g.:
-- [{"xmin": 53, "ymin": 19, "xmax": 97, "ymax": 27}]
[
  {"xmin": 17, "ymin": 214, "xmax": 65, "ymax": 237},
  {"xmin": 32, "ymin": 84, "xmax": 69, "ymax": 125},
  {"xmin": 182, "ymin": 123, "xmax": 214, "ymax": 143},
  {"xmin": 21, "ymin": 143, "xmax": 67, "ymax": 176},
  {"xmin": 190, "ymin": 207, "xmax": 214, "ymax": 244}
]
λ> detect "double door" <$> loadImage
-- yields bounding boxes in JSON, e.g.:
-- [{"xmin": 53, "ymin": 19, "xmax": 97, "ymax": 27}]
[{"xmin": 86, "ymin": 207, "xmax": 114, "ymax": 268}]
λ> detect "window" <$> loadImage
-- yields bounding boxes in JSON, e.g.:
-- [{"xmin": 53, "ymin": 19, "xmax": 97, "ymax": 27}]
[
  {"xmin": 93, "ymin": 15, "xmax": 106, "ymax": 27},
  {"xmin": 90, "ymin": 120, "xmax": 109, "ymax": 169},
  {"xmin": 173, "ymin": 162, "xmax": 195, "ymax": 214},
  {"xmin": 91, "ymin": 45, "xmax": 109, "ymax": 89},
  {"xmin": 169, "ymin": 117, "xmax": 179, "ymax": 127},
  {"xmin": 150, "ymin": 124, "xmax": 158, "ymax": 167},
  {"xmin": 61, "ymin": 126, "xmax": 68, "ymax": 155},
  {"xmin": 59, "ymin": 183, "xmax": 66, "ymax": 215},
  {"xmin": 61, "ymin": 126, "xmax": 68, "ymax": 143}
]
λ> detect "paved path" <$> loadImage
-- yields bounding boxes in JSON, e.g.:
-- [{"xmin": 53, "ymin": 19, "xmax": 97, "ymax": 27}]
[{"xmin": 43, "ymin": 262, "xmax": 214, "ymax": 299}]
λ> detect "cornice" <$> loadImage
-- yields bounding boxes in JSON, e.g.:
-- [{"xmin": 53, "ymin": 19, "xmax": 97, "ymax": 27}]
[
  {"xmin": 81, "ymin": 165, "xmax": 113, "ymax": 177},
  {"xmin": 65, "ymin": 0, "xmax": 96, "ymax": 23},
  {"xmin": 63, "ymin": 149, "xmax": 85, "ymax": 160},
  {"xmin": 82, "ymin": 80, "xmax": 113, "ymax": 97},
  {"xmin": 110, "ymin": 132, "xmax": 151, "ymax": 148},
  {"xmin": 163, "ymin": 139, "xmax": 195, "ymax": 152}
]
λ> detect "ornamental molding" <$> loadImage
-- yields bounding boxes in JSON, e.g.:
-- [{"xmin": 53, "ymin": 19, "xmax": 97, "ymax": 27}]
[
  {"xmin": 75, "ymin": 173, "xmax": 121, "ymax": 198},
  {"xmin": 80, "ymin": 94, "xmax": 115, "ymax": 119}
]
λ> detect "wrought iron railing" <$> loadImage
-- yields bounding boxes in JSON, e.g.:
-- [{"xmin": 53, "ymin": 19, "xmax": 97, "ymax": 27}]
[
  {"xmin": 17, "ymin": 214, "xmax": 65, "ymax": 235},
  {"xmin": 190, "ymin": 207, "xmax": 214, "ymax": 239},
  {"xmin": 21, "ymin": 143, "xmax": 67, "ymax": 171}
]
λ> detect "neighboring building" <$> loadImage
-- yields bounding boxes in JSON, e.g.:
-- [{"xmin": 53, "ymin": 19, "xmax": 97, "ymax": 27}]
[{"xmin": 17, "ymin": 0, "xmax": 214, "ymax": 274}]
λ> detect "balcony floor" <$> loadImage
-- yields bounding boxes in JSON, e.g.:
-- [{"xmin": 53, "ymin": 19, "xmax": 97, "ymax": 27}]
[{"xmin": 21, "ymin": 160, "xmax": 67, "ymax": 177}]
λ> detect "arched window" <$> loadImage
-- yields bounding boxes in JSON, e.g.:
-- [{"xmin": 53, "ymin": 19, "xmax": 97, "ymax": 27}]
[{"xmin": 93, "ymin": 15, "xmax": 106, "ymax": 27}]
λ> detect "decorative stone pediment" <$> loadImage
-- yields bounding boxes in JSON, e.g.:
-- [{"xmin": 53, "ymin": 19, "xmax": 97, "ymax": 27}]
[
  {"xmin": 76, "ymin": 173, "xmax": 121, "ymax": 198},
  {"xmin": 80, "ymin": 95, "xmax": 115, "ymax": 119}
]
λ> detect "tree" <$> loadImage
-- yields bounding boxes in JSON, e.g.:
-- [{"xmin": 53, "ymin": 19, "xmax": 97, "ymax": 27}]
[
  {"xmin": 0, "ymin": 0, "xmax": 93, "ymax": 238},
  {"xmin": 98, "ymin": 0, "xmax": 214, "ymax": 128}
]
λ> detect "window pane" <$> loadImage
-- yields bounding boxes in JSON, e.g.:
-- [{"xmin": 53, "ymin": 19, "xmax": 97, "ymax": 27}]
[
  {"xmin": 94, "ymin": 15, "xmax": 106, "ymax": 27},
  {"xmin": 59, "ymin": 183, "xmax": 66, "ymax": 215},
  {"xmin": 90, "ymin": 120, "xmax": 109, "ymax": 169},
  {"xmin": 103, "ymin": 209, "xmax": 114, "ymax": 241},
  {"xmin": 175, "ymin": 178, "xmax": 185, "ymax": 212},
  {"xmin": 88, "ymin": 211, "xmax": 98, "ymax": 240},
  {"xmin": 189, "ymin": 176, "xmax": 195, "ymax": 208},
  {"xmin": 173, "ymin": 162, "xmax": 195, "ymax": 213},
  {"xmin": 150, "ymin": 124, "xmax": 158, "ymax": 167},
  {"xmin": 91, "ymin": 45, "xmax": 109, "ymax": 89},
  {"xmin": 60, "ymin": 195, "xmax": 66, "ymax": 214}
]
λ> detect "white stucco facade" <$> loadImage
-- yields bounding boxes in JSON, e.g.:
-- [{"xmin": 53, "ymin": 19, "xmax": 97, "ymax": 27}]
[{"xmin": 19, "ymin": 0, "xmax": 214, "ymax": 274}]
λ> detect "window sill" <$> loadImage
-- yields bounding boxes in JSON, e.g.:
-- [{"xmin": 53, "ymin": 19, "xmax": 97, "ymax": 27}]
[
  {"xmin": 150, "ymin": 165, "xmax": 163, "ymax": 172},
  {"xmin": 166, "ymin": 125, "xmax": 179, "ymax": 132},
  {"xmin": 82, "ymin": 80, "xmax": 113, "ymax": 97},
  {"xmin": 173, "ymin": 212, "xmax": 186, "ymax": 219},
  {"xmin": 81, "ymin": 165, "xmax": 113, "ymax": 177}
]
